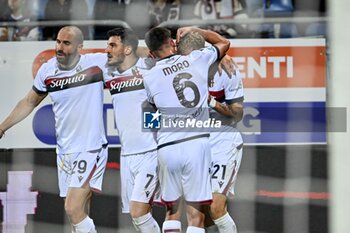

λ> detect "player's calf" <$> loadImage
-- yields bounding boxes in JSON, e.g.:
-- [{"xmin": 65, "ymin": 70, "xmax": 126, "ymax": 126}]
[{"xmin": 209, "ymin": 194, "xmax": 228, "ymax": 220}]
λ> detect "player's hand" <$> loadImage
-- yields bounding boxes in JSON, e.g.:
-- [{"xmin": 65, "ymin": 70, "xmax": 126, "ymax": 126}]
[
  {"xmin": 176, "ymin": 26, "xmax": 196, "ymax": 44},
  {"xmin": 218, "ymin": 54, "xmax": 237, "ymax": 78},
  {"xmin": 208, "ymin": 95, "xmax": 217, "ymax": 108}
]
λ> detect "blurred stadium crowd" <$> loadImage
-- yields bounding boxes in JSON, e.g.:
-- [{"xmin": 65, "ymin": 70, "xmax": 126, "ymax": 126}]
[{"xmin": 0, "ymin": 0, "xmax": 327, "ymax": 40}]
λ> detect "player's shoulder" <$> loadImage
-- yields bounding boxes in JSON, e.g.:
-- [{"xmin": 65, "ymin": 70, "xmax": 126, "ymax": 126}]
[
  {"xmin": 142, "ymin": 63, "xmax": 162, "ymax": 85},
  {"xmin": 37, "ymin": 57, "xmax": 57, "ymax": 75},
  {"xmin": 188, "ymin": 45, "xmax": 217, "ymax": 59},
  {"xmin": 82, "ymin": 53, "xmax": 108, "ymax": 70},
  {"xmin": 136, "ymin": 57, "xmax": 156, "ymax": 70},
  {"xmin": 221, "ymin": 68, "xmax": 243, "ymax": 81},
  {"xmin": 45, "ymin": 57, "xmax": 57, "ymax": 65},
  {"xmin": 200, "ymin": 45, "xmax": 217, "ymax": 53},
  {"xmin": 83, "ymin": 52, "xmax": 107, "ymax": 61},
  {"xmin": 143, "ymin": 54, "xmax": 180, "ymax": 80},
  {"xmin": 142, "ymin": 66, "xmax": 155, "ymax": 81}
]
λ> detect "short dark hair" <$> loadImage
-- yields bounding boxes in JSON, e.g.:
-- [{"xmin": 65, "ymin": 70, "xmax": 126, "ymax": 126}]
[
  {"xmin": 107, "ymin": 27, "xmax": 139, "ymax": 52},
  {"xmin": 177, "ymin": 31, "xmax": 205, "ymax": 55},
  {"xmin": 145, "ymin": 27, "xmax": 172, "ymax": 52}
]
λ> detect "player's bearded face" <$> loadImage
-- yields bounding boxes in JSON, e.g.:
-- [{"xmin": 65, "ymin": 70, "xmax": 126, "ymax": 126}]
[
  {"xmin": 56, "ymin": 49, "xmax": 79, "ymax": 66},
  {"xmin": 106, "ymin": 36, "xmax": 126, "ymax": 66},
  {"xmin": 107, "ymin": 51, "xmax": 125, "ymax": 66},
  {"xmin": 55, "ymin": 30, "xmax": 81, "ymax": 67}
]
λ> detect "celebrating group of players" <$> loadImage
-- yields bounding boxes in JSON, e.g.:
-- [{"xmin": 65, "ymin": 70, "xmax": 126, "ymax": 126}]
[{"xmin": 0, "ymin": 24, "xmax": 244, "ymax": 233}]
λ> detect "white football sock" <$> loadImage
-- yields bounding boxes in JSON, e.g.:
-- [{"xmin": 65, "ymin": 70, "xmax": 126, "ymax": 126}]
[
  {"xmin": 73, "ymin": 216, "xmax": 97, "ymax": 233},
  {"xmin": 205, "ymin": 224, "xmax": 219, "ymax": 233},
  {"xmin": 213, "ymin": 213, "xmax": 237, "ymax": 233},
  {"xmin": 162, "ymin": 220, "xmax": 182, "ymax": 233},
  {"xmin": 132, "ymin": 212, "xmax": 161, "ymax": 233},
  {"xmin": 186, "ymin": 226, "xmax": 205, "ymax": 233}
]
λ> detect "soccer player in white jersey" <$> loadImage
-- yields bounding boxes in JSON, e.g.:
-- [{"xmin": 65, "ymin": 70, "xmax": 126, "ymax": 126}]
[
  {"xmin": 178, "ymin": 32, "xmax": 244, "ymax": 233},
  {"xmin": 143, "ymin": 26, "xmax": 230, "ymax": 233},
  {"xmin": 104, "ymin": 27, "xmax": 160, "ymax": 233},
  {"xmin": 0, "ymin": 26, "xmax": 108, "ymax": 233}
]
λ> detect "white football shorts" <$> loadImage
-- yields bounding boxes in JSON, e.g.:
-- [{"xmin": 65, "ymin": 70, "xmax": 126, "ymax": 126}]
[
  {"xmin": 210, "ymin": 144, "xmax": 243, "ymax": 196},
  {"xmin": 120, "ymin": 150, "xmax": 160, "ymax": 213},
  {"xmin": 57, "ymin": 145, "xmax": 108, "ymax": 197},
  {"xmin": 158, "ymin": 136, "xmax": 212, "ymax": 205}
]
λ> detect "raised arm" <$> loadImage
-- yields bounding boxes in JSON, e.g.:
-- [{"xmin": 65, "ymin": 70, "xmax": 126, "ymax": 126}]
[
  {"xmin": 176, "ymin": 27, "xmax": 230, "ymax": 59},
  {"xmin": 208, "ymin": 69, "xmax": 244, "ymax": 123},
  {"xmin": 208, "ymin": 97, "xmax": 243, "ymax": 122},
  {"xmin": 0, "ymin": 89, "xmax": 47, "ymax": 138}
]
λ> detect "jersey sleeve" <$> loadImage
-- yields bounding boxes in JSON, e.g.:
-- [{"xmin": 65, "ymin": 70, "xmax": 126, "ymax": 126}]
[
  {"xmin": 224, "ymin": 70, "xmax": 244, "ymax": 105},
  {"xmin": 186, "ymin": 45, "xmax": 219, "ymax": 69},
  {"xmin": 33, "ymin": 62, "xmax": 49, "ymax": 94}
]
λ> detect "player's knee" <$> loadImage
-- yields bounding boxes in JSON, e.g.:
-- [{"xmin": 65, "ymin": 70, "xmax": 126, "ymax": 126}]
[
  {"xmin": 64, "ymin": 201, "xmax": 82, "ymax": 220},
  {"xmin": 130, "ymin": 201, "xmax": 152, "ymax": 218},
  {"xmin": 64, "ymin": 202, "xmax": 76, "ymax": 217},
  {"xmin": 186, "ymin": 205, "xmax": 206, "ymax": 227},
  {"xmin": 187, "ymin": 212, "xmax": 205, "ymax": 227}
]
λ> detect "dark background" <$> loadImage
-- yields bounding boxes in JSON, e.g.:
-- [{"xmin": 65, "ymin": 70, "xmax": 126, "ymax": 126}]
[{"xmin": 0, "ymin": 145, "xmax": 328, "ymax": 233}]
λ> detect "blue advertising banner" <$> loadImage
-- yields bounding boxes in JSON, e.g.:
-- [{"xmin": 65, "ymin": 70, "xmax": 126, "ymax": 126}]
[{"xmin": 31, "ymin": 102, "xmax": 328, "ymax": 146}]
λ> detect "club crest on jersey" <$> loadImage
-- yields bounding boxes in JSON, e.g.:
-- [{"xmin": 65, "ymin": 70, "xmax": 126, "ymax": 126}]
[
  {"xmin": 132, "ymin": 67, "xmax": 141, "ymax": 77},
  {"xmin": 76, "ymin": 65, "xmax": 82, "ymax": 72},
  {"xmin": 143, "ymin": 110, "xmax": 161, "ymax": 129}
]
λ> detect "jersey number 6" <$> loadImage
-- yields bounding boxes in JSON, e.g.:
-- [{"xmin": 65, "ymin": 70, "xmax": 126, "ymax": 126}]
[{"xmin": 173, "ymin": 72, "xmax": 200, "ymax": 108}]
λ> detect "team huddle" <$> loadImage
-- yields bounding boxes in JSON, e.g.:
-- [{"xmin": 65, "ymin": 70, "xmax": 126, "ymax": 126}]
[{"xmin": 0, "ymin": 25, "xmax": 244, "ymax": 233}]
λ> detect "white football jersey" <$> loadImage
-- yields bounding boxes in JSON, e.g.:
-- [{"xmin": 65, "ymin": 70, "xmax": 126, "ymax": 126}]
[
  {"xmin": 209, "ymin": 69, "xmax": 244, "ymax": 152},
  {"xmin": 33, "ymin": 53, "xmax": 108, "ymax": 154},
  {"xmin": 144, "ymin": 46, "xmax": 219, "ymax": 146},
  {"xmin": 104, "ymin": 58, "xmax": 157, "ymax": 155}
]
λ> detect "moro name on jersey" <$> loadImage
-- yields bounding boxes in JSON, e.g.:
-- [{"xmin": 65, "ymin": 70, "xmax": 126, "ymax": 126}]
[{"xmin": 162, "ymin": 60, "xmax": 190, "ymax": 76}]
